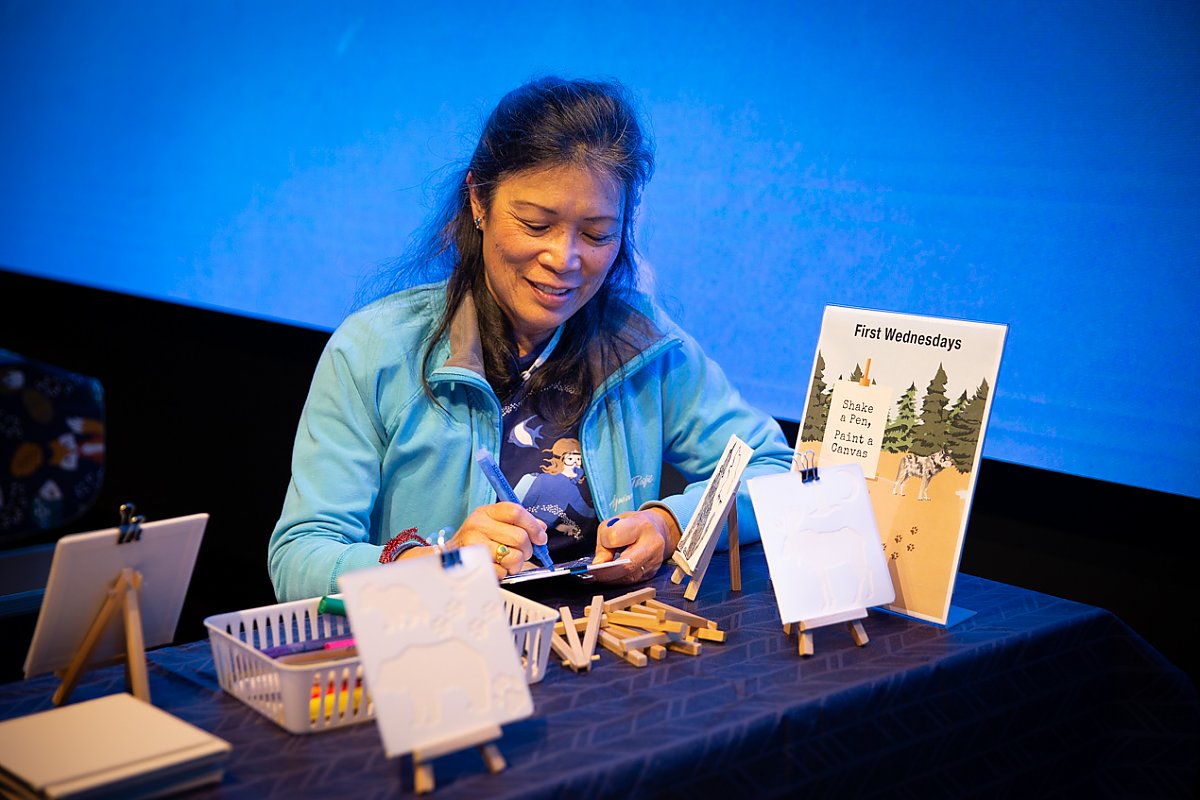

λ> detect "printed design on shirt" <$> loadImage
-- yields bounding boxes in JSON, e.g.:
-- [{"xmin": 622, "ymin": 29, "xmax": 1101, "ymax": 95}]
[
  {"xmin": 507, "ymin": 416, "xmax": 544, "ymax": 449},
  {"xmin": 513, "ymin": 437, "xmax": 596, "ymax": 541},
  {"xmin": 500, "ymin": 367, "xmax": 598, "ymax": 557}
]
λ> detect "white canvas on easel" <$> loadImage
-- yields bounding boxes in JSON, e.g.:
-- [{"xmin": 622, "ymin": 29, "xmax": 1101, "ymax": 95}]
[
  {"xmin": 23, "ymin": 513, "xmax": 209, "ymax": 700},
  {"xmin": 337, "ymin": 544, "xmax": 533, "ymax": 793},
  {"xmin": 670, "ymin": 434, "xmax": 753, "ymax": 600},
  {"xmin": 748, "ymin": 465, "xmax": 894, "ymax": 642}
]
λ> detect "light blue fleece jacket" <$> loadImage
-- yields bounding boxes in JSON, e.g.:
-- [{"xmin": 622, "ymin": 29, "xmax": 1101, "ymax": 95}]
[{"xmin": 268, "ymin": 281, "xmax": 792, "ymax": 602}]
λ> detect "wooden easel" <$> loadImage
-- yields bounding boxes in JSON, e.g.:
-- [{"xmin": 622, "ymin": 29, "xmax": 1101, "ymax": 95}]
[
  {"xmin": 670, "ymin": 486, "xmax": 742, "ymax": 601},
  {"xmin": 783, "ymin": 608, "xmax": 870, "ymax": 657},
  {"xmin": 53, "ymin": 566, "xmax": 150, "ymax": 705},
  {"xmin": 411, "ymin": 724, "xmax": 507, "ymax": 794}
]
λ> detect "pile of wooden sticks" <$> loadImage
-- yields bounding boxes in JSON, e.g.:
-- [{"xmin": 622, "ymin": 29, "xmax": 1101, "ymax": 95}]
[{"xmin": 550, "ymin": 587, "xmax": 726, "ymax": 670}]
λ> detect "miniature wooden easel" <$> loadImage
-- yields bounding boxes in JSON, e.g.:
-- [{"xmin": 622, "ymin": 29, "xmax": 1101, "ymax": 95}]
[
  {"xmin": 777, "ymin": 453, "xmax": 874, "ymax": 658},
  {"xmin": 336, "ymin": 541, "xmax": 527, "ymax": 794},
  {"xmin": 670, "ymin": 487, "xmax": 742, "ymax": 601},
  {"xmin": 783, "ymin": 608, "xmax": 870, "ymax": 657},
  {"xmin": 411, "ymin": 724, "xmax": 506, "ymax": 794},
  {"xmin": 408, "ymin": 545, "xmax": 509, "ymax": 794},
  {"xmin": 53, "ymin": 566, "xmax": 150, "ymax": 705},
  {"xmin": 53, "ymin": 504, "xmax": 150, "ymax": 706}
]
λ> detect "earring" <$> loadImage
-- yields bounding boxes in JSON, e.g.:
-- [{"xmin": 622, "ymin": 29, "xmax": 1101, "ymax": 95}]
[{"xmin": 473, "ymin": 215, "xmax": 484, "ymax": 230}]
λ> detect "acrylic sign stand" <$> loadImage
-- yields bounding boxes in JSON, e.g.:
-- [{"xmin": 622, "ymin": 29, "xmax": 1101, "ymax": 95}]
[
  {"xmin": 670, "ymin": 435, "xmax": 753, "ymax": 601},
  {"xmin": 748, "ymin": 458, "xmax": 895, "ymax": 658},
  {"xmin": 338, "ymin": 542, "xmax": 534, "ymax": 794},
  {"xmin": 24, "ymin": 507, "xmax": 209, "ymax": 705}
]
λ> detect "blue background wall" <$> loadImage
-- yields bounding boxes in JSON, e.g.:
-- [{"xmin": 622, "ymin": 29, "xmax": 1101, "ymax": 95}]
[{"xmin": 2, "ymin": 0, "xmax": 1197, "ymax": 497}]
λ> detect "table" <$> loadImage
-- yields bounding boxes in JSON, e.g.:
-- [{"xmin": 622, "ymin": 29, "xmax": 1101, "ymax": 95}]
[{"xmin": 1, "ymin": 547, "xmax": 1196, "ymax": 799}]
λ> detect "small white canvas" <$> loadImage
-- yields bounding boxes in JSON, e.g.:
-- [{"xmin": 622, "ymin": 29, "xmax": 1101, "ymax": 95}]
[
  {"xmin": 337, "ymin": 544, "xmax": 533, "ymax": 759},
  {"xmin": 672, "ymin": 434, "xmax": 752, "ymax": 576},
  {"xmin": 24, "ymin": 513, "xmax": 209, "ymax": 679},
  {"xmin": 0, "ymin": 692, "xmax": 230, "ymax": 799},
  {"xmin": 748, "ymin": 465, "xmax": 894, "ymax": 625}
]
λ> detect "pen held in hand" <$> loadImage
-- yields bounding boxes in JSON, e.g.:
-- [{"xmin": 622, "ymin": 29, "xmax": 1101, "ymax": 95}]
[{"xmin": 475, "ymin": 447, "xmax": 554, "ymax": 568}]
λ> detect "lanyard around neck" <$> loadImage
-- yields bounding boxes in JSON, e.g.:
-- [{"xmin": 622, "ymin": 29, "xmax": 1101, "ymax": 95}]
[{"xmin": 520, "ymin": 324, "xmax": 565, "ymax": 382}]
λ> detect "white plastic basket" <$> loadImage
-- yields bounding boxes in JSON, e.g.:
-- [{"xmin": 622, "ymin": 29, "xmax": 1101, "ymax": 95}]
[{"xmin": 204, "ymin": 589, "xmax": 557, "ymax": 735}]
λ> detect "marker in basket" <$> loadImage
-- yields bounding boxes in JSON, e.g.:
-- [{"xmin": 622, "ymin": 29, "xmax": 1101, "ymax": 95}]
[
  {"xmin": 278, "ymin": 645, "xmax": 359, "ymax": 666},
  {"xmin": 262, "ymin": 635, "xmax": 355, "ymax": 659},
  {"xmin": 474, "ymin": 447, "xmax": 553, "ymax": 568},
  {"xmin": 318, "ymin": 595, "xmax": 346, "ymax": 616}
]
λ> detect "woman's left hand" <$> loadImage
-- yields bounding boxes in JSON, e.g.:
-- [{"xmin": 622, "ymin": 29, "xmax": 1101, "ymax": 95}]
[{"xmin": 592, "ymin": 507, "xmax": 681, "ymax": 585}]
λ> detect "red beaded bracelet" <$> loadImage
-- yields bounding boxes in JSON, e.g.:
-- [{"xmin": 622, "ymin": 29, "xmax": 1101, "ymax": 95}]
[{"xmin": 379, "ymin": 527, "xmax": 428, "ymax": 564}]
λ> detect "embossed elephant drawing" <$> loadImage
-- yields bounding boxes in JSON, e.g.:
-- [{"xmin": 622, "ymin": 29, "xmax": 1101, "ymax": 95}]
[
  {"xmin": 780, "ymin": 525, "xmax": 878, "ymax": 615},
  {"xmin": 779, "ymin": 470, "xmax": 880, "ymax": 615},
  {"xmin": 377, "ymin": 639, "xmax": 491, "ymax": 729}
]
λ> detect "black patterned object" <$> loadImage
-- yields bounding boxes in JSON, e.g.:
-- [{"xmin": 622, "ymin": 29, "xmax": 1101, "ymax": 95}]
[
  {"xmin": 0, "ymin": 349, "xmax": 105, "ymax": 537},
  {"xmin": 1, "ymin": 548, "xmax": 1196, "ymax": 799}
]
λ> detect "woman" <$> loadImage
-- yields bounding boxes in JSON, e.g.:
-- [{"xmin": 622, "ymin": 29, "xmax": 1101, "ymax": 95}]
[{"xmin": 268, "ymin": 76, "xmax": 792, "ymax": 602}]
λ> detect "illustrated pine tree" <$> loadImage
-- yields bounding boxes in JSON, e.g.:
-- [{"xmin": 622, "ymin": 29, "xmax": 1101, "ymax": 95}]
[
  {"xmin": 947, "ymin": 390, "xmax": 969, "ymax": 424},
  {"xmin": 945, "ymin": 379, "xmax": 988, "ymax": 471},
  {"xmin": 801, "ymin": 351, "xmax": 830, "ymax": 442},
  {"xmin": 882, "ymin": 382, "xmax": 918, "ymax": 452},
  {"xmin": 912, "ymin": 363, "xmax": 951, "ymax": 455}
]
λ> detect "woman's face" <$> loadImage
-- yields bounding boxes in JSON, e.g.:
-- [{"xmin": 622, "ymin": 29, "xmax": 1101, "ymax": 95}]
[{"xmin": 471, "ymin": 164, "xmax": 623, "ymax": 356}]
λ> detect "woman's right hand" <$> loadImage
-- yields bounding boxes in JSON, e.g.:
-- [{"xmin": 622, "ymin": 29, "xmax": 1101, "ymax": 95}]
[{"xmin": 448, "ymin": 502, "xmax": 548, "ymax": 580}]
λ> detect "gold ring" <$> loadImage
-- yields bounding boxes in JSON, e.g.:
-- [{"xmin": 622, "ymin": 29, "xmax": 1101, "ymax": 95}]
[{"xmin": 494, "ymin": 544, "xmax": 510, "ymax": 563}]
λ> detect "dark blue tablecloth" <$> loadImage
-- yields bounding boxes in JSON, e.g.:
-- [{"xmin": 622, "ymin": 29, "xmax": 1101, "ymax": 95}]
[{"xmin": 2, "ymin": 547, "xmax": 1196, "ymax": 799}]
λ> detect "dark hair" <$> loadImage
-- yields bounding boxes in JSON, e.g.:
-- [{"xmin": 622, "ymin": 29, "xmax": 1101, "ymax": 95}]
[{"xmin": 387, "ymin": 76, "xmax": 655, "ymax": 424}]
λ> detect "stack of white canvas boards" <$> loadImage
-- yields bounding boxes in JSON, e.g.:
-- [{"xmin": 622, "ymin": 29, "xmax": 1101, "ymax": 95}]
[{"xmin": 0, "ymin": 692, "xmax": 231, "ymax": 799}]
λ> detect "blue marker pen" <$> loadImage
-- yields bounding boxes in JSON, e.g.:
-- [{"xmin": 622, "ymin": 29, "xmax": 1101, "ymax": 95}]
[{"xmin": 475, "ymin": 447, "xmax": 553, "ymax": 568}]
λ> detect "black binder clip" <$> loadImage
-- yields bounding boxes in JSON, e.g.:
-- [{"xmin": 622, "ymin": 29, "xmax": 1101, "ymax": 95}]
[
  {"xmin": 117, "ymin": 502, "xmax": 144, "ymax": 544},
  {"xmin": 435, "ymin": 529, "xmax": 462, "ymax": 569},
  {"xmin": 798, "ymin": 450, "xmax": 820, "ymax": 484}
]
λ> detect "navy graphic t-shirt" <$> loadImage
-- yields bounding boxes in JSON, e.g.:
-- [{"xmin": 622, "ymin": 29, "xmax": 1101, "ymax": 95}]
[{"xmin": 499, "ymin": 352, "xmax": 598, "ymax": 564}]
